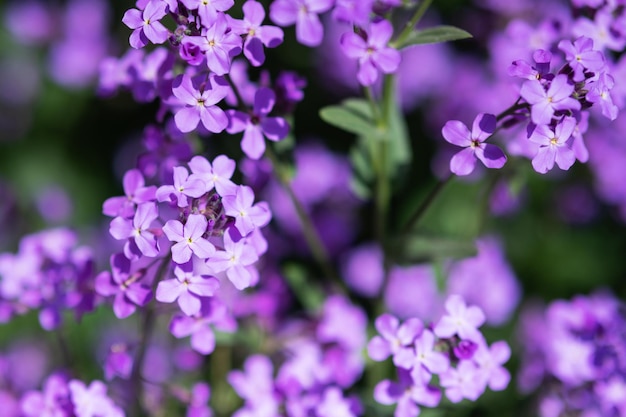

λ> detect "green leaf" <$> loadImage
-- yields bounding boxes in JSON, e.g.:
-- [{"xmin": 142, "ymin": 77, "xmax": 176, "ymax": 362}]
[
  {"xmin": 319, "ymin": 102, "xmax": 378, "ymax": 137},
  {"xmin": 400, "ymin": 235, "xmax": 478, "ymax": 263},
  {"xmin": 397, "ymin": 25, "xmax": 472, "ymax": 49},
  {"xmin": 384, "ymin": 79, "xmax": 412, "ymax": 171}
]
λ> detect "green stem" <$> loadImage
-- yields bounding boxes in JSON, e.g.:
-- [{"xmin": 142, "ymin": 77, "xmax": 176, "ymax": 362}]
[
  {"xmin": 399, "ymin": 175, "xmax": 452, "ymax": 242},
  {"xmin": 391, "ymin": 0, "xmax": 435, "ymax": 48},
  {"xmin": 264, "ymin": 145, "xmax": 344, "ymax": 289}
]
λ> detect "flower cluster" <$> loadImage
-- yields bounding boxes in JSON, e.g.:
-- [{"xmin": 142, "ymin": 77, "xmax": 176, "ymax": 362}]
[
  {"xmin": 518, "ymin": 291, "xmax": 626, "ymax": 417},
  {"xmin": 369, "ymin": 295, "xmax": 511, "ymax": 416},
  {"xmin": 0, "ymin": 228, "xmax": 95, "ymax": 330},
  {"xmin": 228, "ymin": 295, "xmax": 367, "ymax": 417}
]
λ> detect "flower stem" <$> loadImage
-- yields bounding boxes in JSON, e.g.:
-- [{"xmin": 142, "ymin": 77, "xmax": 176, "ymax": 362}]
[{"xmin": 264, "ymin": 145, "xmax": 343, "ymax": 290}]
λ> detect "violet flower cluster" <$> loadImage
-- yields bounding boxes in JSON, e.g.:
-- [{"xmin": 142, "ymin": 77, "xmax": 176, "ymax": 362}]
[
  {"xmin": 518, "ymin": 291, "xmax": 626, "ymax": 417},
  {"xmin": 369, "ymin": 295, "xmax": 511, "ymax": 417}
]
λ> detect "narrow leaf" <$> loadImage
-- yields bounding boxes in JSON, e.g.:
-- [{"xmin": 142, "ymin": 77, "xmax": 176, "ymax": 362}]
[
  {"xmin": 397, "ymin": 25, "xmax": 472, "ymax": 49},
  {"xmin": 319, "ymin": 104, "xmax": 377, "ymax": 137}
]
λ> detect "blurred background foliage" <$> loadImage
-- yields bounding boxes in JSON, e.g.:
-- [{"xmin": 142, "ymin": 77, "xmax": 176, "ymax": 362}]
[{"xmin": 1, "ymin": 0, "xmax": 626, "ymax": 416}]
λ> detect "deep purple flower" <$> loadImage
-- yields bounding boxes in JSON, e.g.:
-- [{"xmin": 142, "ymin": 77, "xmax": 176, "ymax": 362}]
[
  {"xmin": 94, "ymin": 253, "xmax": 152, "ymax": 319},
  {"xmin": 270, "ymin": 0, "xmax": 334, "ymax": 47},
  {"xmin": 508, "ymin": 49, "xmax": 553, "ymax": 80},
  {"xmin": 162, "ymin": 214, "xmax": 216, "ymax": 264},
  {"xmin": 442, "ymin": 113, "xmax": 506, "ymax": 175},
  {"xmin": 171, "ymin": 73, "xmax": 229, "ymax": 134},
  {"xmin": 340, "ymin": 19, "xmax": 401, "ymax": 86},
  {"xmin": 226, "ymin": 87, "xmax": 290, "ymax": 159},
  {"xmin": 228, "ymin": 0, "xmax": 284, "ymax": 67},
  {"xmin": 156, "ymin": 261, "xmax": 220, "ymax": 316},
  {"xmin": 122, "ymin": 0, "xmax": 170, "ymax": 49},
  {"xmin": 520, "ymin": 74, "xmax": 581, "ymax": 125},
  {"xmin": 103, "ymin": 169, "xmax": 156, "ymax": 218},
  {"xmin": 528, "ymin": 116, "xmax": 577, "ymax": 173}
]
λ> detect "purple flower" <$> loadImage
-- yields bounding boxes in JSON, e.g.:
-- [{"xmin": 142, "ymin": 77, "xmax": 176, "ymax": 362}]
[
  {"xmin": 473, "ymin": 341, "xmax": 511, "ymax": 391},
  {"xmin": 188, "ymin": 154, "xmax": 237, "ymax": 197},
  {"xmin": 270, "ymin": 0, "xmax": 334, "ymax": 47},
  {"xmin": 20, "ymin": 373, "xmax": 72, "ymax": 417},
  {"xmin": 442, "ymin": 113, "xmax": 506, "ymax": 176},
  {"xmin": 340, "ymin": 243, "xmax": 384, "ymax": 297},
  {"xmin": 186, "ymin": 14, "xmax": 242, "ymax": 75},
  {"xmin": 439, "ymin": 360, "xmax": 484, "ymax": 403},
  {"xmin": 411, "ymin": 330, "xmax": 450, "ymax": 383},
  {"xmin": 340, "ymin": 19, "xmax": 401, "ymax": 86},
  {"xmin": 434, "ymin": 294, "xmax": 485, "ymax": 343},
  {"xmin": 109, "ymin": 202, "xmax": 160, "ymax": 258},
  {"xmin": 179, "ymin": 0, "xmax": 234, "ymax": 27},
  {"xmin": 374, "ymin": 368, "xmax": 441, "ymax": 417},
  {"xmin": 228, "ymin": 354, "xmax": 281, "ymax": 414},
  {"xmin": 156, "ymin": 166, "xmax": 206, "ymax": 208},
  {"xmin": 68, "ymin": 379, "xmax": 125, "ymax": 417},
  {"xmin": 95, "ymin": 253, "xmax": 152, "ymax": 319},
  {"xmin": 587, "ymin": 73, "xmax": 619, "ymax": 121},
  {"xmin": 205, "ymin": 228, "xmax": 259, "ymax": 290},
  {"xmin": 332, "ymin": 0, "xmax": 374, "ymax": 26},
  {"xmin": 367, "ymin": 313, "xmax": 423, "ymax": 369},
  {"xmin": 156, "ymin": 261, "xmax": 220, "ymax": 316},
  {"xmin": 102, "ymin": 169, "xmax": 156, "ymax": 218},
  {"xmin": 162, "ymin": 214, "xmax": 216, "ymax": 264},
  {"xmin": 222, "ymin": 185, "xmax": 272, "ymax": 236},
  {"xmin": 520, "ymin": 74, "xmax": 581, "ymax": 125},
  {"xmin": 171, "ymin": 73, "xmax": 229, "ymax": 134},
  {"xmin": 508, "ymin": 49, "xmax": 553, "ymax": 80},
  {"xmin": 122, "ymin": 0, "xmax": 170, "ymax": 49},
  {"xmin": 226, "ymin": 87, "xmax": 290, "ymax": 160},
  {"xmin": 228, "ymin": 1, "xmax": 284, "ymax": 67},
  {"xmin": 558, "ymin": 36, "xmax": 605, "ymax": 82},
  {"xmin": 186, "ymin": 382, "xmax": 212, "ymax": 417},
  {"xmin": 528, "ymin": 116, "xmax": 577, "ymax": 174}
]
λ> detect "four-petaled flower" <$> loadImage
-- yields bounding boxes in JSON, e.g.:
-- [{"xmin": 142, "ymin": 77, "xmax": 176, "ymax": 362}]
[
  {"xmin": 270, "ymin": 0, "xmax": 334, "ymax": 47},
  {"xmin": 442, "ymin": 113, "xmax": 506, "ymax": 176},
  {"xmin": 340, "ymin": 19, "xmax": 401, "ymax": 86},
  {"xmin": 520, "ymin": 74, "xmax": 581, "ymax": 125},
  {"xmin": 156, "ymin": 261, "xmax": 220, "ymax": 316},
  {"xmin": 226, "ymin": 87, "xmax": 290, "ymax": 160},
  {"xmin": 172, "ymin": 73, "xmax": 230, "ymax": 134},
  {"xmin": 122, "ymin": 0, "xmax": 170, "ymax": 49},
  {"xmin": 162, "ymin": 214, "xmax": 216, "ymax": 264},
  {"xmin": 528, "ymin": 116, "xmax": 577, "ymax": 174}
]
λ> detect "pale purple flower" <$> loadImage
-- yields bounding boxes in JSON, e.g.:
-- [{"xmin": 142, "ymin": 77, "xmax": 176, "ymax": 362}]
[
  {"xmin": 156, "ymin": 261, "xmax": 220, "ymax": 316},
  {"xmin": 332, "ymin": 0, "xmax": 374, "ymax": 26},
  {"xmin": 103, "ymin": 169, "xmax": 156, "ymax": 218},
  {"xmin": 156, "ymin": 165, "xmax": 206, "ymax": 208},
  {"xmin": 68, "ymin": 379, "xmax": 125, "ymax": 417},
  {"xmin": 20, "ymin": 373, "xmax": 71, "ymax": 417},
  {"xmin": 228, "ymin": 1, "xmax": 284, "ymax": 67},
  {"xmin": 520, "ymin": 74, "xmax": 581, "ymax": 125},
  {"xmin": 316, "ymin": 387, "xmax": 359, "ymax": 417},
  {"xmin": 205, "ymin": 228, "xmax": 259, "ymax": 290},
  {"xmin": 528, "ymin": 116, "xmax": 577, "ymax": 174},
  {"xmin": 179, "ymin": 0, "xmax": 234, "ymax": 27},
  {"xmin": 170, "ymin": 299, "xmax": 236, "ymax": 355},
  {"xmin": 226, "ymin": 87, "xmax": 290, "ymax": 160},
  {"xmin": 367, "ymin": 313, "xmax": 423, "ymax": 369},
  {"xmin": 109, "ymin": 202, "xmax": 160, "ymax": 258},
  {"xmin": 186, "ymin": 14, "xmax": 242, "ymax": 75},
  {"xmin": 340, "ymin": 19, "xmax": 401, "ymax": 86},
  {"xmin": 340, "ymin": 243, "xmax": 384, "ymax": 297},
  {"xmin": 122, "ymin": 0, "xmax": 170, "ymax": 49},
  {"xmin": 222, "ymin": 185, "xmax": 272, "ymax": 236},
  {"xmin": 587, "ymin": 73, "xmax": 619, "ymax": 121},
  {"xmin": 171, "ymin": 73, "xmax": 229, "ymax": 134},
  {"xmin": 162, "ymin": 214, "xmax": 216, "ymax": 264},
  {"xmin": 188, "ymin": 154, "xmax": 237, "ymax": 196},
  {"xmin": 442, "ymin": 113, "xmax": 506, "ymax": 176},
  {"xmin": 558, "ymin": 36, "xmax": 605, "ymax": 82},
  {"xmin": 95, "ymin": 253, "xmax": 152, "ymax": 319},
  {"xmin": 270, "ymin": 0, "xmax": 334, "ymax": 47},
  {"xmin": 434, "ymin": 294, "xmax": 486, "ymax": 343},
  {"xmin": 439, "ymin": 360, "xmax": 485, "ymax": 403},
  {"xmin": 187, "ymin": 382, "xmax": 212, "ymax": 417},
  {"xmin": 473, "ymin": 341, "xmax": 511, "ymax": 391},
  {"xmin": 411, "ymin": 330, "xmax": 450, "ymax": 383}
]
